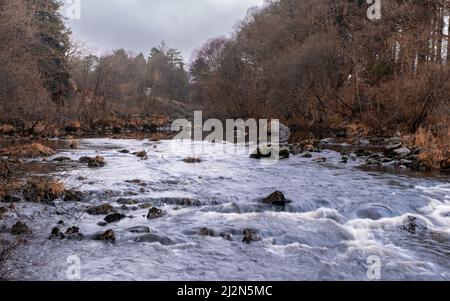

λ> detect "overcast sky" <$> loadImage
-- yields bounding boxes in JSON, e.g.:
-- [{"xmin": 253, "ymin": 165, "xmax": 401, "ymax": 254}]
[{"xmin": 64, "ymin": 0, "xmax": 263, "ymax": 62}]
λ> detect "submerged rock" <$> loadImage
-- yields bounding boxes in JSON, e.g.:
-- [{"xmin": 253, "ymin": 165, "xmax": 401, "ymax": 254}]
[
  {"xmin": 147, "ymin": 207, "xmax": 165, "ymax": 220},
  {"xmin": 104, "ymin": 213, "xmax": 126, "ymax": 223},
  {"xmin": 11, "ymin": 221, "xmax": 32, "ymax": 235},
  {"xmin": 86, "ymin": 204, "xmax": 114, "ymax": 215},
  {"xmin": 95, "ymin": 229, "xmax": 116, "ymax": 242},
  {"xmin": 262, "ymin": 191, "xmax": 291, "ymax": 206},
  {"xmin": 118, "ymin": 149, "xmax": 130, "ymax": 154},
  {"xmin": 198, "ymin": 227, "xmax": 215, "ymax": 237},
  {"xmin": 127, "ymin": 226, "xmax": 151, "ymax": 234},
  {"xmin": 134, "ymin": 233, "xmax": 175, "ymax": 245}
]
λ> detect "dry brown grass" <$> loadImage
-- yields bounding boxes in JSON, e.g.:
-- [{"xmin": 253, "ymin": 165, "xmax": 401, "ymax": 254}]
[
  {"xmin": 409, "ymin": 128, "xmax": 450, "ymax": 169},
  {"xmin": 0, "ymin": 143, "xmax": 55, "ymax": 158},
  {"xmin": 24, "ymin": 177, "xmax": 65, "ymax": 203}
]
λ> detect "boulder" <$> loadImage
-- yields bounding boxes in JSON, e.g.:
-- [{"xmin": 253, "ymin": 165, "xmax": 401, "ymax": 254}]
[
  {"xmin": 11, "ymin": 221, "xmax": 32, "ymax": 235},
  {"xmin": 86, "ymin": 204, "xmax": 114, "ymax": 215},
  {"xmin": 262, "ymin": 191, "xmax": 291, "ymax": 206},
  {"xmin": 95, "ymin": 229, "xmax": 116, "ymax": 243},
  {"xmin": 104, "ymin": 213, "xmax": 126, "ymax": 223},
  {"xmin": 147, "ymin": 207, "xmax": 165, "ymax": 220}
]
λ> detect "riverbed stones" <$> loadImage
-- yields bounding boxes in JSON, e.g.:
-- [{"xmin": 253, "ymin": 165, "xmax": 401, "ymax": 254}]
[
  {"xmin": 95, "ymin": 229, "xmax": 116, "ymax": 243},
  {"xmin": 52, "ymin": 157, "xmax": 72, "ymax": 162},
  {"xmin": 86, "ymin": 204, "xmax": 114, "ymax": 215},
  {"xmin": 11, "ymin": 221, "xmax": 32, "ymax": 235},
  {"xmin": 262, "ymin": 191, "xmax": 290, "ymax": 206},
  {"xmin": 147, "ymin": 207, "xmax": 165, "ymax": 219},
  {"xmin": 104, "ymin": 213, "xmax": 126, "ymax": 223}
]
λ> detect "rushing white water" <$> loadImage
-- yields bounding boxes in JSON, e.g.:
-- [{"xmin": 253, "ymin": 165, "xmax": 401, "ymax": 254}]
[{"xmin": 8, "ymin": 138, "xmax": 450, "ymax": 280}]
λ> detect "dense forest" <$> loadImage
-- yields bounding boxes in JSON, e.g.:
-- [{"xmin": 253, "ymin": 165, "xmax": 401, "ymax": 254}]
[{"xmin": 0, "ymin": 0, "xmax": 449, "ymax": 168}]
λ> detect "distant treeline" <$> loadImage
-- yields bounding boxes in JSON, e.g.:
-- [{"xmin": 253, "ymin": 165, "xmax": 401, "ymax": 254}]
[{"xmin": 190, "ymin": 0, "xmax": 449, "ymax": 139}]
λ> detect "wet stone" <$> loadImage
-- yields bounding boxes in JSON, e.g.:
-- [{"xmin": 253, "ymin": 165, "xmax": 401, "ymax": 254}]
[
  {"xmin": 104, "ymin": 213, "xmax": 126, "ymax": 223},
  {"xmin": 242, "ymin": 229, "xmax": 260, "ymax": 244},
  {"xmin": 11, "ymin": 221, "xmax": 32, "ymax": 235},
  {"xmin": 147, "ymin": 207, "xmax": 165, "ymax": 220},
  {"xmin": 95, "ymin": 229, "xmax": 116, "ymax": 243},
  {"xmin": 262, "ymin": 191, "xmax": 291, "ymax": 206},
  {"xmin": 86, "ymin": 204, "xmax": 114, "ymax": 215}
]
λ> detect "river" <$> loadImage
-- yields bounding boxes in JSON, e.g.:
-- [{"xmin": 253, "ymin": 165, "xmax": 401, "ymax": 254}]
[{"xmin": 12, "ymin": 138, "xmax": 450, "ymax": 280}]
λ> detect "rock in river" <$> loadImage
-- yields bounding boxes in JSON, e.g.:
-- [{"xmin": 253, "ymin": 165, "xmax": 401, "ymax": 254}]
[
  {"xmin": 147, "ymin": 207, "xmax": 165, "ymax": 220},
  {"xmin": 127, "ymin": 226, "xmax": 151, "ymax": 234},
  {"xmin": 95, "ymin": 229, "xmax": 116, "ymax": 243},
  {"xmin": 86, "ymin": 204, "xmax": 114, "ymax": 215},
  {"xmin": 11, "ymin": 221, "xmax": 32, "ymax": 235},
  {"xmin": 242, "ymin": 229, "xmax": 260, "ymax": 244},
  {"xmin": 104, "ymin": 213, "xmax": 126, "ymax": 223},
  {"xmin": 262, "ymin": 191, "xmax": 291, "ymax": 206}
]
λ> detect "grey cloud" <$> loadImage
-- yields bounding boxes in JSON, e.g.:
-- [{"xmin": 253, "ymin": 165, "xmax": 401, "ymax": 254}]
[{"xmin": 66, "ymin": 0, "xmax": 263, "ymax": 61}]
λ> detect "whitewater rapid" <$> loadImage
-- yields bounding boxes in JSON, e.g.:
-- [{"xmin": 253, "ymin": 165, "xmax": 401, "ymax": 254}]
[{"xmin": 12, "ymin": 138, "xmax": 450, "ymax": 280}]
